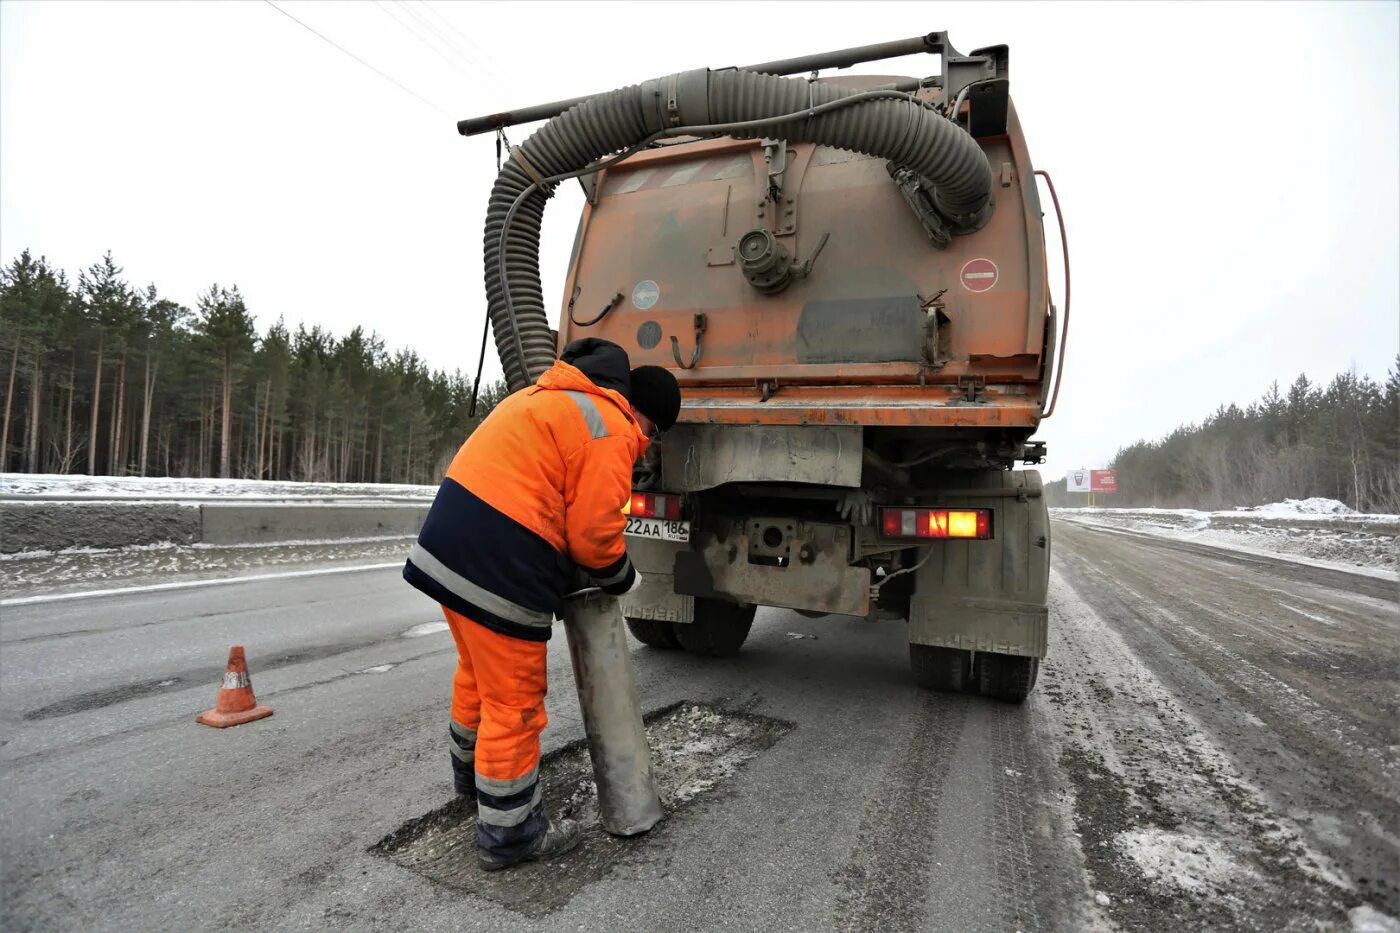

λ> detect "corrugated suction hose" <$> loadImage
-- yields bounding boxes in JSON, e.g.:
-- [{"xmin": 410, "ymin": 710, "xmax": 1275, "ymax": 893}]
[{"xmin": 484, "ymin": 68, "xmax": 993, "ymax": 391}]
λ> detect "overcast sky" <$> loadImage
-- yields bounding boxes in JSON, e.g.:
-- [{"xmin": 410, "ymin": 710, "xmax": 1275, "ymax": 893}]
[{"xmin": 2, "ymin": 0, "xmax": 1396, "ymax": 481}]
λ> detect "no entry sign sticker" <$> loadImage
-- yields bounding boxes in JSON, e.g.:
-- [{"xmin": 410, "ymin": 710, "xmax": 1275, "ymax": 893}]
[{"xmin": 959, "ymin": 258, "xmax": 998, "ymax": 292}]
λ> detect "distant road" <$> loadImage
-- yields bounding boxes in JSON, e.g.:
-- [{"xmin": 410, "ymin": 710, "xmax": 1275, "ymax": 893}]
[{"xmin": 2, "ymin": 522, "xmax": 1395, "ymax": 930}]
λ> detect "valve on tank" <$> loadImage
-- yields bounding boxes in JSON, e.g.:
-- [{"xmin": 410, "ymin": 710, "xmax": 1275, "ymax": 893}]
[
  {"xmin": 737, "ymin": 229, "xmax": 792, "ymax": 294},
  {"xmin": 736, "ymin": 228, "xmax": 830, "ymax": 295}
]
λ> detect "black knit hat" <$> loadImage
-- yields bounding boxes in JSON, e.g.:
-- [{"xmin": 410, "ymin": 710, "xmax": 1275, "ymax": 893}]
[{"xmin": 629, "ymin": 365, "xmax": 681, "ymax": 431}]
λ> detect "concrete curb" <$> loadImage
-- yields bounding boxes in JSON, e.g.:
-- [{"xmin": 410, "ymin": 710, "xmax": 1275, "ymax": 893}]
[
  {"xmin": 1, "ymin": 500, "xmax": 430, "ymax": 554},
  {"xmin": 199, "ymin": 502, "xmax": 429, "ymax": 545}
]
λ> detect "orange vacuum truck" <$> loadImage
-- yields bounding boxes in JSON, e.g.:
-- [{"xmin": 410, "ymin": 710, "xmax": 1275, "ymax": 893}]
[{"xmin": 458, "ymin": 31, "xmax": 1069, "ymax": 702}]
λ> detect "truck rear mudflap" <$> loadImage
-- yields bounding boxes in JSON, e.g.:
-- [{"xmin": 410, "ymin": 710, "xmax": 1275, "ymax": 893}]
[{"xmin": 907, "ymin": 470, "xmax": 1049, "ymax": 659}]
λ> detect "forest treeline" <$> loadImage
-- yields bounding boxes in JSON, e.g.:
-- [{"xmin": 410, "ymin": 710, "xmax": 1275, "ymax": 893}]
[
  {"xmin": 0, "ymin": 250, "xmax": 507, "ymax": 484},
  {"xmin": 1048, "ymin": 361, "xmax": 1400, "ymax": 513}
]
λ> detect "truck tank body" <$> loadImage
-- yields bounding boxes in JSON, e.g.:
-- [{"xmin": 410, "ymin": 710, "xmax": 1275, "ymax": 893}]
[
  {"xmin": 558, "ymin": 76, "xmax": 1050, "ymax": 436},
  {"xmin": 462, "ymin": 35, "xmax": 1062, "ymax": 702}
]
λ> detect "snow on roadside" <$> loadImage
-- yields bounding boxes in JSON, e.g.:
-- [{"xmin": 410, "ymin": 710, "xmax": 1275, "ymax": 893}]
[
  {"xmin": 0, "ymin": 472, "xmax": 437, "ymax": 500},
  {"xmin": 1052, "ymin": 502, "xmax": 1399, "ymax": 578},
  {"xmin": 1350, "ymin": 904, "xmax": 1400, "ymax": 933},
  {"xmin": 1238, "ymin": 497, "xmax": 1363, "ymax": 518},
  {"xmin": 1056, "ymin": 497, "xmax": 1398, "ymax": 525},
  {"xmin": 1115, "ymin": 828, "xmax": 1254, "ymax": 894},
  {"xmin": 0, "ymin": 537, "xmax": 414, "ymax": 600}
]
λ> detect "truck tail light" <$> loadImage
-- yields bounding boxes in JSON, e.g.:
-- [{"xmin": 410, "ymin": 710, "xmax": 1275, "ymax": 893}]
[
  {"xmin": 879, "ymin": 508, "xmax": 992, "ymax": 539},
  {"xmin": 624, "ymin": 491, "xmax": 682, "ymax": 520}
]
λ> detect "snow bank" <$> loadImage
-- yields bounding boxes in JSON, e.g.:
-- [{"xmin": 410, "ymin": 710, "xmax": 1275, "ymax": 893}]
[
  {"xmin": 1056, "ymin": 501, "xmax": 1397, "ymax": 524},
  {"xmin": 1052, "ymin": 505, "xmax": 1399, "ymax": 578},
  {"xmin": 1238, "ymin": 497, "xmax": 1357, "ymax": 517},
  {"xmin": 0, "ymin": 472, "xmax": 437, "ymax": 500}
]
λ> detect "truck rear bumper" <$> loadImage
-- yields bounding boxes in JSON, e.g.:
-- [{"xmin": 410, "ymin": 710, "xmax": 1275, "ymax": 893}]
[{"xmin": 673, "ymin": 521, "xmax": 871, "ymax": 617}]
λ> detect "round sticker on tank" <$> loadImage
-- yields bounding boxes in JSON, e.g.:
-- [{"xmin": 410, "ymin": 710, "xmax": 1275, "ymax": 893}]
[
  {"xmin": 631, "ymin": 280, "xmax": 660, "ymax": 310},
  {"xmin": 959, "ymin": 258, "xmax": 999, "ymax": 293},
  {"xmin": 636, "ymin": 320, "xmax": 662, "ymax": 350}
]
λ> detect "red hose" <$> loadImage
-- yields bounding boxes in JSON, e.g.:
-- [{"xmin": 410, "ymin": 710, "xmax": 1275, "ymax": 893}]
[{"xmin": 1035, "ymin": 169, "xmax": 1070, "ymax": 418}]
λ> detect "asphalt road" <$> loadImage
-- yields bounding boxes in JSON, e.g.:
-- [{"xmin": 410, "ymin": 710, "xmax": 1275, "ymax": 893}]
[{"xmin": 2, "ymin": 521, "xmax": 1396, "ymax": 931}]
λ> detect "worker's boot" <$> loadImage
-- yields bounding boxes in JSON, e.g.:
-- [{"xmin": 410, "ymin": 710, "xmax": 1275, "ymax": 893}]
[{"xmin": 477, "ymin": 814, "xmax": 582, "ymax": 871}]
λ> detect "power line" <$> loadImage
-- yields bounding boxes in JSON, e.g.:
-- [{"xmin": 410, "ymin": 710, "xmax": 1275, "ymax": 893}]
[
  {"xmin": 393, "ymin": 0, "xmax": 489, "ymax": 79},
  {"xmin": 262, "ymin": 0, "xmax": 451, "ymax": 117},
  {"xmin": 371, "ymin": 0, "xmax": 476, "ymax": 81},
  {"xmin": 417, "ymin": 0, "xmax": 502, "ymax": 73}
]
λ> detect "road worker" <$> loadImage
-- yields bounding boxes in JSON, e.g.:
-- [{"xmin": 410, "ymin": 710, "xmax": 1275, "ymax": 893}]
[{"xmin": 403, "ymin": 337, "xmax": 680, "ymax": 871}]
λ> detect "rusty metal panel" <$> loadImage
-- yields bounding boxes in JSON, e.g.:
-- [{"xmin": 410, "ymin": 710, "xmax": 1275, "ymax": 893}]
[
  {"xmin": 659, "ymin": 423, "xmax": 862, "ymax": 492},
  {"xmin": 795, "ymin": 296, "xmax": 924, "ymax": 364}
]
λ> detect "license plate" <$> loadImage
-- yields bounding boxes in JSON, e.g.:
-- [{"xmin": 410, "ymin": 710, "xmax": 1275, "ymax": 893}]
[{"xmin": 625, "ymin": 516, "xmax": 690, "ymax": 543}]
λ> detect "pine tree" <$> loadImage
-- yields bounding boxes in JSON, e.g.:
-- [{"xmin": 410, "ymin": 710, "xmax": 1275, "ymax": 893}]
[
  {"xmin": 195, "ymin": 285, "xmax": 256, "ymax": 478},
  {"xmin": 77, "ymin": 253, "xmax": 135, "ymax": 475}
]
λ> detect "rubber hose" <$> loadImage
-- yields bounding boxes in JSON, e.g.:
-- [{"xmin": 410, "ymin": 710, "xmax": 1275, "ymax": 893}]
[{"xmin": 483, "ymin": 70, "xmax": 992, "ymax": 391}]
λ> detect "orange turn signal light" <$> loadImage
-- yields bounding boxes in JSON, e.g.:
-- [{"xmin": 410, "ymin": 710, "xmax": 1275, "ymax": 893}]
[{"xmin": 879, "ymin": 507, "xmax": 992, "ymax": 539}]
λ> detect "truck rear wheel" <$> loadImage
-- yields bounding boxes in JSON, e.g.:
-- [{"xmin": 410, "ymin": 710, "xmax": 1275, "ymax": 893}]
[
  {"xmin": 673, "ymin": 599, "xmax": 756, "ymax": 657},
  {"xmin": 976, "ymin": 653, "xmax": 1039, "ymax": 703},
  {"xmin": 625, "ymin": 617, "xmax": 681, "ymax": 650},
  {"xmin": 910, "ymin": 645, "xmax": 971, "ymax": 693}
]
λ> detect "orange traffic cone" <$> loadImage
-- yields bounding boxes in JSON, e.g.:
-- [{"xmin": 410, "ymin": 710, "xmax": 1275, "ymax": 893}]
[{"xmin": 196, "ymin": 645, "xmax": 273, "ymax": 728}]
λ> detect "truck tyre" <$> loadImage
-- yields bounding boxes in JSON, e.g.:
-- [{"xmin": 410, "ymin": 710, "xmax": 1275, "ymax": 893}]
[
  {"xmin": 625, "ymin": 617, "xmax": 681, "ymax": 650},
  {"xmin": 976, "ymin": 653, "xmax": 1039, "ymax": 703},
  {"xmin": 910, "ymin": 645, "xmax": 971, "ymax": 693},
  {"xmin": 674, "ymin": 599, "xmax": 756, "ymax": 657}
]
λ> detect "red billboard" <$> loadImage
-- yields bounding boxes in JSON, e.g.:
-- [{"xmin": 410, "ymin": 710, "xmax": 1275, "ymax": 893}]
[{"xmin": 1090, "ymin": 469, "xmax": 1117, "ymax": 493}]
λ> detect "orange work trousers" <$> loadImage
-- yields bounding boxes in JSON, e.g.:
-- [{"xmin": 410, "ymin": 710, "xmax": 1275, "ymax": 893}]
[{"xmin": 442, "ymin": 606, "xmax": 549, "ymax": 792}]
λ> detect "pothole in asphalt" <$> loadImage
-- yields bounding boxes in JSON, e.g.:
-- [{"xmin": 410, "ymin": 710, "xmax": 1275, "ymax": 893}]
[{"xmin": 370, "ymin": 701, "xmax": 792, "ymax": 916}]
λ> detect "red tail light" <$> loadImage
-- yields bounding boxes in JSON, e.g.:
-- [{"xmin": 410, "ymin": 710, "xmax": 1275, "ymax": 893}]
[
  {"xmin": 879, "ymin": 508, "xmax": 992, "ymax": 539},
  {"xmin": 624, "ymin": 491, "xmax": 681, "ymax": 520}
]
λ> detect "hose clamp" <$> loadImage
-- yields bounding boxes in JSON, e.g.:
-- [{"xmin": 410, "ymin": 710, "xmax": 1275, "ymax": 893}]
[
  {"xmin": 664, "ymin": 73, "xmax": 681, "ymax": 127},
  {"xmin": 658, "ymin": 69, "xmax": 711, "ymax": 130},
  {"xmin": 510, "ymin": 148, "xmax": 553, "ymax": 195}
]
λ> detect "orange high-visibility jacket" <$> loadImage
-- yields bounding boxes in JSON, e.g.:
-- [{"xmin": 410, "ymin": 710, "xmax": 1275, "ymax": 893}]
[{"xmin": 404, "ymin": 340, "xmax": 647, "ymax": 641}]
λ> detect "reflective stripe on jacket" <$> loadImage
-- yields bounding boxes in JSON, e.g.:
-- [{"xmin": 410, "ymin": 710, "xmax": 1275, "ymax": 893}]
[{"xmin": 403, "ymin": 351, "xmax": 647, "ymax": 641}]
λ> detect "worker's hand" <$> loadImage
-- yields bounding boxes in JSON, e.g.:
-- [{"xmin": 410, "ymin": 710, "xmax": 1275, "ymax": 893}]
[{"xmin": 597, "ymin": 559, "xmax": 639, "ymax": 596}]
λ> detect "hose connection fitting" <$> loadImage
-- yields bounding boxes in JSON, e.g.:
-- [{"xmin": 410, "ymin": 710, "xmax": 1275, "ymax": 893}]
[
  {"xmin": 737, "ymin": 228, "xmax": 831, "ymax": 295},
  {"xmin": 737, "ymin": 229, "xmax": 793, "ymax": 294}
]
